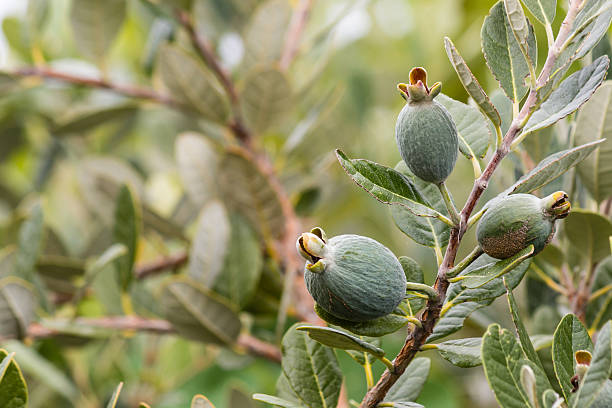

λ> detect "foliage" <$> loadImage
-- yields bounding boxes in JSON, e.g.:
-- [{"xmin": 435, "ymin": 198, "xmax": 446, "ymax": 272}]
[{"xmin": 0, "ymin": 0, "xmax": 611, "ymax": 408}]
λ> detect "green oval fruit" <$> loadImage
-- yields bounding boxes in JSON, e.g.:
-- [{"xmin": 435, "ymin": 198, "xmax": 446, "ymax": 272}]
[
  {"xmin": 476, "ymin": 191, "xmax": 571, "ymax": 259},
  {"xmin": 297, "ymin": 227, "xmax": 406, "ymax": 322},
  {"xmin": 395, "ymin": 67, "xmax": 458, "ymax": 184}
]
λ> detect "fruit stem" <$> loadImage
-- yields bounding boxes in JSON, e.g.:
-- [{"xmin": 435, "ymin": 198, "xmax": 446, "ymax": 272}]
[
  {"xmin": 405, "ymin": 282, "xmax": 438, "ymax": 300},
  {"xmin": 364, "ymin": 357, "xmax": 375, "ymax": 389},
  {"xmin": 447, "ymin": 246, "xmax": 484, "ymax": 278},
  {"xmin": 494, "ymin": 125, "xmax": 503, "ymax": 148},
  {"xmin": 470, "ymin": 156, "xmax": 482, "ymax": 179},
  {"xmin": 467, "ymin": 208, "xmax": 486, "ymax": 228},
  {"xmin": 378, "ymin": 356, "xmax": 395, "ymax": 373},
  {"xmin": 437, "ymin": 182, "xmax": 461, "ymax": 226}
]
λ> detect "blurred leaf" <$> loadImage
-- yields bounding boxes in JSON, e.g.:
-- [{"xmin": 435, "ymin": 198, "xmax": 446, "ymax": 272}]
[
  {"xmin": 314, "ymin": 303, "xmax": 409, "ymax": 337},
  {"xmin": 444, "ymin": 37, "xmax": 501, "ymax": 128},
  {"xmin": 522, "ymin": 126, "xmax": 555, "ymax": 164},
  {"xmin": 457, "ymin": 245, "xmax": 533, "ymax": 289},
  {"xmin": 158, "ymin": 44, "xmax": 229, "ymax": 122},
  {"xmin": 593, "ymin": 34, "xmax": 612, "ymax": 78},
  {"xmin": 253, "ymin": 394, "xmax": 304, "ymax": 408},
  {"xmin": 391, "ymin": 162, "xmax": 450, "ymax": 249},
  {"xmin": 52, "ymin": 104, "xmax": 139, "ymax": 136},
  {"xmin": 15, "ymin": 203, "xmax": 44, "ymax": 280},
  {"xmin": 523, "ymin": 56, "xmax": 610, "ymax": 135},
  {"xmin": 175, "ymin": 132, "xmax": 219, "ymax": 207},
  {"xmin": 70, "ymin": 0, "xmax": 126, "ymax": 61},
  {"xmin": 74, "ymin": 244, "xmax": 126, "ymax": 306},
  {"xmin": 504, "ymin": 140, "xmax": 604, "ymax": 195},
  {"xmin": 281, "ymin": 323, "xmax": 342, "ymax": 408},
  {"xmin": 571, "ymin": 321, "xmax": 612, "ymax": 408},
  {"xmin": 566, "ymin": 1, "xmax": 612, "ymax": 61},
  {"xmin": 218, "ymin": 148, "xmax": 285, "ymax": 240},
  {"xmin": 482, "ymin": 1, "xmax": 537, "ymax": 102},
  {"xmin": 36, "ymin": 255, "xmax": 85, "ymax": 294},
  {"xmin": 587, "ymin": 256, "xmax": 612, "ymax": 331},
  {"xmin": 383, "ymin": 404, "xmax": 424, "ymax": 408},
  {"xmin": 2, "ymin": 18, "xmax": 31, "ymax": 62},
  {"xmin": 241, "ymin": 66, "xmax": 292, "ymax": 134},
  {"xmin": 0, "ymin": 278, "xmax": 36, "ymax": 340},
  {"xmin": 386, "ymin": 357, "xmax": 430, "ymax": 402},
  {"xmin": 212, "ymin": 212, "xmax": 262, "ymax": 308},
  {"xmin": 106, "ymin": 382, "xmax": 123, "ymax": 408},
  {"xmin": 506, "ymin": 283, "xmax": 546, "ymax": 373},
  {"xmin": 3, "ymin": 340, "xmax": 79, "ymax": 402},
  {"xmin": 482, "ymin": 324, "xmax": 550, "ymax": 408},
  {"xmin": 191, "ymin": 394, "xmax": 215, "ymax": 408},
  {"xmin": 0, "ymin": 350, "xmax": 27, "ymax": 407},
  {"xmin": 296, "ymin": 325, "xmax": 385, "ymax": 357},
  {"xmin": 112, "ymin": 185, "xmax": 140, "ymax": 291},
  {"xmin": 160, "ymin": 277, "xmax": 241, "ymax": 344},
  {"xmin": 435, "ymin": 338, "xmax": 482, "ymax": 368},
  {"xmin": 399, "ymin": 256, "xmax": 426, "ymax": 314},
  {"xmin": 139, "ymin": 403, "xmax": 152, "ymax": 408},
  {"xmin": 591, "ymin": 380, "xmax": 612, "ymax": 408},
  {"xmin": 229, "ymin": 388, "xmax": 254, "ymax": 408},
  {"xmin": 243, "ymin": 0, "xmax": 291, "ymax": 67},
  {"xmin": 437, "ymin": 94, "xmax": 490, "ymax": 159},
  {"xmin": 575, "ymin": 81, "xmax": 612, "ymax": 203},
  {"xmin": 552, "ymin": 314, "xmax": 593, "ymax": 401},
  {"xmin": 491, "ymin": 89, "xmax": 513, "ymax": 134},
  {"xmin": 519, "ymin": 0, "xmax": 555, "ymax": 26},
  {"xmin": 564, "ymin": 209, "xmax": 612, "ymax": 270},
  {"xmin": 336, "ymin": 150, "xmax": 440, "ymax": 218},
  {"xmin": 188, "ymin": 200, "xmax": 230, "ymax": 287}
]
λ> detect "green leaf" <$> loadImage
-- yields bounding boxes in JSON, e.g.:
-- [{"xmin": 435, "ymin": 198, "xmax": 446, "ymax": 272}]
[
  {"xmin": 506, "ymin": 282, "xmax": 546, "ymax": 373},
  {"xmin": 15, "ymin": 203, "xmax": 44, "ymax": 280},
  {"xmin": 386, "ymin": 357, "xmax": 430, "ymax": 402},
  {"xmin": 73, "ymin": 244, "xmax": 126, "ymax": 306},
  {"xmin": 280, "ymin": 323, "xmax": 342, "ymax": 408},
  {"xmin": 0, "ymin": 350, "xmax": 27, "ymax": 408},
  {"xmin": 542, "ymin": 389, "xmax": 564, "ymax": 408},
  {"xmin": 336, "ymin": 150, "xmax": 442, "ymax": 219},
  {"xmin": 457, "ymin": 245, "xmax": 534, "ymax": 289},
  {"xmin": 504, "ymin": 0, "xmax": 533, "ymax": 64},
  {"xmin": 522, "ymin": 56, "xmax": 610, "ymax": 135},
  {"xmin": 52, "ymin": 104, "xmax": 139, "ymax": 136},
  {"xmin": 106, "ymin": 382, "xmax": 123, "ymax": 408},
  {"xmin": 113, "ymin": 184, "xmax": 140, "ymax": 291},
  {"xmin": 158, "ymin": 44, "xmax": 229, "ymax": 123},
  {"xmin": 391, "ymin": 162, "xmax": 450, "ymax": 249},
  {"xmin": 428, "ymin": 301, "xmax": 484, "ymax": 342},
  {"xmin": 482, "ymin": 324, "xmax": 551, "ymax": 408},
  {"xmin": 435, "ymin": 338, "xmax": 482, "ymax": 368},
  {"xmin": 252, "ymin": 394, "xmax": 304, "ymax": 408},
  {"xmin": 399, "ymin": 256, "xmax": 426, "ymax": 315},
  {"xmin": 296, "ymin": 325, "xmax": 385, "ymax": 358},
  {"xmin": 0, "ymin": 278, "xmax": 36, "ymax": 340},
  {"xmin": 188, "ymin": 200, "xmax": 231, "ymax": 288},
  {"xmin": 344, "ymin": 336, "xmax": 382, "ymax": 366},
  {"xmin": 175, "ymin": 132, "xmax": 219, "ymax": 207},
  {"xmin": 160, "ymin": 277, "xmax": 241, "ymax": 345},
  {"xmin": 314, "ymin": 303, "xmax": 409, "ymax": 337},
  {"xmin": 436, "ymin": 94, "xmax": 491, "ymax": 159},
  {"xmin": 241, "ymin": 66, "xmax": 292, "ymax": 134},
  {"xmin": 587, "ymin": 256, "xmax": 612, "ymax": 331},
  {"xmin": 70, "ymin": 0, "xmax": 126, "ymax": 61},
  {"xmin": 482, "ymin": 1, "xmax": 537, "ymax": 102},
  {"xmin": 566, "ymin": 2, "xmax": 612, "ymax": 61},
  {"xmin": 381, "ymin": 403, "xmax": 424, "ymax": 408},
  {"xmin": 212, "ymin": 212, "xmax": 263, "ymax": 308},
  {"xmin": 571, "ymin": 321, "xmax": 612, "ymax": 408},
  {"xmin": 574, "ymin": 81, "xmax": 612, "ymax": 203},
  {"xmin": 444, "ymin": 37, "xmax": 501, "ymax": 128},
  {"xmin": 229, "ymin": 388, "xmax": 254, "ymax": 408},
  {"xmin": 504, "ymin": 140, "xmax": 604, "ymax": 195},
  {"xmin": 519, "ymin": 0, "xmax": 556, "ymax": 26},
  {"xmin": 2, "ymin": 340, "xmax": 80, "ymax": 402},
  {"xmin": 564, "ymin": 209, "xmax": 612, "ymax": 270},
  {"xmin": 191, "ymin": 394, "xmax": 215, "ymax": 408},
  {"xmin": 552, "ymin": 314, "xmax": 593, "ymax": 401},
  {"xmin": 591, "ymin": 380, "xmax": 612, "ymax": 408},
  {"xmin": 218, "ymin": 148, "xmax": 286, "ymax": 240},
  {"xmin": 243, "ymin": 0, "xmax": 291, "ymax": 67}
]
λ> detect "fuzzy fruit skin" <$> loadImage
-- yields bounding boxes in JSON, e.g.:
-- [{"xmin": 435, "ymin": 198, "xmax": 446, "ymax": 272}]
[
  {"xmin": 395, "ymin": 100, "xmax": 458, "ymax": 184},
  {"xmin": 303, "ymin": 235, "xmax": 406, "ymax": 322},
  {"xmin": 477, "ymin": 194, "xmax": 561, "ymax": 259}
]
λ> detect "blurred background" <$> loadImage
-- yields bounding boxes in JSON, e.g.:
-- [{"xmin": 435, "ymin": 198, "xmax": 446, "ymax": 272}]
[{"xmin": 0, "ymin": 0, "xmax": 600, "ymax": 407}]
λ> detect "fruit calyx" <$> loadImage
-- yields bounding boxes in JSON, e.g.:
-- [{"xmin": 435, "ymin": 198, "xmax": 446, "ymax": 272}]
[
  {"xmin": 541, "ymin": 191, "xmax": 571, "ymax": 219},
  {"xmin": 296, "ymin": 227, "xmax": 328, "ymax": 273},
  {"xmin": 397, "ymin": 67, "xmax": 442, "ymax": 103}
]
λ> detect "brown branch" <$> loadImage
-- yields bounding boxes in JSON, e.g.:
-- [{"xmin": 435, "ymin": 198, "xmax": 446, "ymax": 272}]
[
  {"xmin": 360, "ymin": 2, "xmax": 585, "ymax": 406},
  {"xmin": 27, "ymin": 317, "xmax": 281, "ymax": 363},
  {"xmin": 13, "ymin": 66, "xmax": 181, "ymax": 108},
  {"xmin": 134, "ymin": 251, "xmax": 188, "ymax": 280},
  {"xmin": 280, "ymin": 0, "xmax": 315, "ymax": 71}
]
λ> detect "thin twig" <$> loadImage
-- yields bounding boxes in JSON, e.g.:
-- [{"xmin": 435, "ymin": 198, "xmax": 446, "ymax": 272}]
[
  {"xmin": 134, "ymin": 251, "xmax": 188, "ymax": 279},
  {"xmin": 280, "ymin": 0, "xmax": 315, "ymax": 71},
  {"xmin": 359, "ymin": 2, "xmax": 585, "ymax": 406}
]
